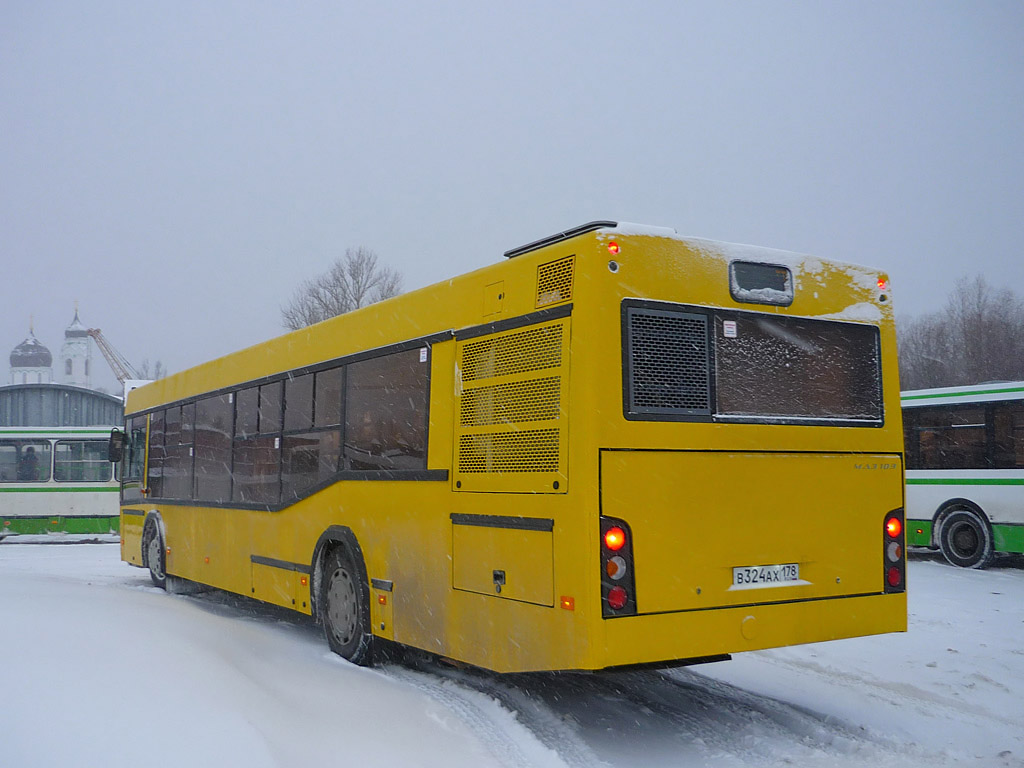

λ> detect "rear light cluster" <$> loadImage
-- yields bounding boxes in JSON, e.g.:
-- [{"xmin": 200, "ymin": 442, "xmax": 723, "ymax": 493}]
[
  {"xmin": 884, "ymin": 509, "xmax": 906, "ymax": 593},
  {"xmin": 601, "ymin": 516, "xmax": 637, "ymax": 617}
]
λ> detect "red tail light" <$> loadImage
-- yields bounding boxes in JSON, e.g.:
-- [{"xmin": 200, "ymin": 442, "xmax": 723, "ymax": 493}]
[
  {"xmin": 607, "ymin": 586, "xmax": 628, "ymax": 610},
  {"xmin": 883, "ymin": 510, "xmax": 906, "ymax": 593},
  {"xmin": 601, "ymin": 517, "xmax": 637, "ymax": 617},
  {"xmin": 604, "ymin": 527, "xmax": 626, "ymax": 551}
]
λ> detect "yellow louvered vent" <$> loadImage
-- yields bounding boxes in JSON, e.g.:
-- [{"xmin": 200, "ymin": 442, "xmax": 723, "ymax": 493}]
[
  {"xmin": 458, "ymin": 429, "xmax": 560, "ymax": 473},
  {"xmin": 455, "ymin": 318, "xmax": 570, "ymax": 493},
  {"xmin": 461, "ymin": 325, "xmax": 562, "ymax": 383},
  {"xmin": 460, "ymin": 377, "xmax": 561, "ymax": 427},
  {"xmin": 536, "ymin": 256, "xmax": 574, "ymax": 307}
]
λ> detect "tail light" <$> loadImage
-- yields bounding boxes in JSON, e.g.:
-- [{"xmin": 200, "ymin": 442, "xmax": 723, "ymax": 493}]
[
  {"xmin": 883, "ymin": 509, "xmax": 905, "ymax": 593},
  {"xmin": 601, "ymin": 516, "xmax": 637, "ymax": 617}
]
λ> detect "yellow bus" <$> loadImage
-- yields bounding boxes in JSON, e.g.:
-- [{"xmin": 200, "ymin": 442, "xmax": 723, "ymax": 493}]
[{"xmin": 113, "ymin": 221, "xmax": 906, "ymax": 673}]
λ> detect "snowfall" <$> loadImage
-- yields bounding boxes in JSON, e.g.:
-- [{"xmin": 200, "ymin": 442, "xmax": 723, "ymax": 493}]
[{"xmin": 1, "ymin": 541, "xmax": 1021, "ymax": 768}]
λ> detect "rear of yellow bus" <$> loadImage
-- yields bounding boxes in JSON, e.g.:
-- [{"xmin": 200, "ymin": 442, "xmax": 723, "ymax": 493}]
[{"xmin": 575, "ymin": 226, "xmax": 906, "ymax": 669}]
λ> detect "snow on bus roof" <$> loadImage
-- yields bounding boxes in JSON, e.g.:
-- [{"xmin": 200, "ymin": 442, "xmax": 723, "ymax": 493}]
[{"xmin": 599, "ymin": 222, "xmax": 885, "ymax": 301}]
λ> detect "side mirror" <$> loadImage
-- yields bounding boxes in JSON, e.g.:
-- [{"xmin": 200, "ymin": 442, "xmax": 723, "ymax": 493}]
[{"xmin": 108, "ymin": 428, "xmax": 125, "ymax": 463}]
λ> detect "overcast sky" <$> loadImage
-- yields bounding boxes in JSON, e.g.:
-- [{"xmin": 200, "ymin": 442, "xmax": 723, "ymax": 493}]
[{"xmin": 3, "ymin": 1, "xmax": 1022, "ymax": 391}]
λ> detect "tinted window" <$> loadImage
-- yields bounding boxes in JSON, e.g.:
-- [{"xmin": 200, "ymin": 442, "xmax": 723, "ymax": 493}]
[
  {"xmin": 125, "ymin": 415, "xmax": 148, "ymax": 482},
  {"xmin": 282, "ymin": 431, "xmax": 340, "ymax": 500},
  {"xmin": 232, "ymin": 435, "xmax": 280, "ymax": 504},
  {"xmin": 315, "ymin": 367, "xmax": 344, "ymax": 427},
  {"xmin": 163, "ymin": 404, "xmax": 194, "ymax": 499},
  {"xmin": 906, "ymin": 405, "xmax": 988, "ymax": 470},
  {"xmin": 729, "ymin": 261, "xmax": 793, "ymax": 306},
  {"xmin": 345, "ymin": 349, "xmax": 428, "ymax": 470},
  {"xmin": 194, "ymin": 394, "xmax": 233, "ymax": 502},
  {"xmin": 55, "ymin": 440, "xmax": 111, "ymax": 482},
  {"xmin": 284, "ymin": 374, "xmax": 314, "ymax": 432},
  {"xmin": 147, "ymin": 410, "xmax": 165, "ymax": 497},
  {"xmin": 0, "ymin": 440, "xmax": 52, "ymax": 483},
  {"xmin": 993, "ymin": 403, "xmax": 1024, "ymax": 469},
  {"xmin": 235, "ymin": 387, "xmax": 259, "ymax": 438},
  {"xmin": 259, "ymin": 382, "xmax": 283, "ymax": 434},
  {"xmin": 715, "ymin": 313, "xmax": 881, "ymax": 422}
]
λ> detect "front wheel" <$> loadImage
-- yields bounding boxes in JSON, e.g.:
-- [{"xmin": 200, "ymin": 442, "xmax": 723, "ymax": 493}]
[
  {"xmin": 141, "ymin": 519, "xmax": 167, "ymax": 589},
  {"xmin": 938, "ymin": 508, "xmax": 994, "ymax": 569},
  {"xmin": 320, "ymin": 546, "xmax": 374, "ymax": 666}
]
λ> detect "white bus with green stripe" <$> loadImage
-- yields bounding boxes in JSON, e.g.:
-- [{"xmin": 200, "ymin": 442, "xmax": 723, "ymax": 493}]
[
  {"xmin": 0, "ymin": 427, "xmax": 120, "ymax": 538},
  {"xmin": 902, "ymin": 381, "xmax": 1024, "ymax": 568}
]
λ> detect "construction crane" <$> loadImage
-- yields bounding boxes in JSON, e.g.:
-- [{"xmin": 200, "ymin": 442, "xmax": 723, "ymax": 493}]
[{"xmin": 87, "ymin": 328, "xmax": 140, "ymax": 385}]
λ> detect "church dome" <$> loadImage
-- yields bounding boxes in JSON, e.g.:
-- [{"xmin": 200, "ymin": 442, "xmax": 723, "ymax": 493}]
[{"xmin": 10, "ymin": 332, "xmax": 53, "ymax": 369}]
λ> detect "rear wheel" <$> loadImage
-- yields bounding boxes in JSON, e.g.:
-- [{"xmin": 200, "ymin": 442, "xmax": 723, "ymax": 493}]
[
  {"xmin": 939, "ymin": 507, "xmax": 994, "ymax": 569},
  {"xmin": 321, "ymin": 546, "xmax": 374, "ymax": 666},
  {"xmin": 142, "ymin": 519, "xmax": 167, "ymax": 589}
]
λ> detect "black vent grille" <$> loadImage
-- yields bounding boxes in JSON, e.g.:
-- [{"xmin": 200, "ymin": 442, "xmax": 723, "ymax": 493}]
[{"xmin": 626, "ymin": 307, "xmax": 711, "ymax": 416}]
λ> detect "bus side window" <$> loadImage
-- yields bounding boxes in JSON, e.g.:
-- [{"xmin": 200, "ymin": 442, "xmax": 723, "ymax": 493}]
[
  {"xmin": 993, "ymin": 403, "xmax": 1024, "ymax": 468},
  {"xmin": 124, "ymin": 416, "xmax": 147, "ymax": 483}
]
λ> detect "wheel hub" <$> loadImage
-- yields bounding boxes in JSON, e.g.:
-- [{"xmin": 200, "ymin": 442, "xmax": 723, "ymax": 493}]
[
  {"xmin": 147, "ymin": 533, "xmax": 165, "ymax": 580},
  {"xmin": 326, "ymin": 567, "xmax": 358, "ymax": 645},
  {"xmin": 950, "ymin": 522, "xmax": 979, "ymax": 557}
]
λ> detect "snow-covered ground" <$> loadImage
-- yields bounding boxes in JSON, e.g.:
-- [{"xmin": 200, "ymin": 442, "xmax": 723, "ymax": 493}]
[{"xmin": 1, "ymin": 542, "xmax": 1021, "ymax": 768}]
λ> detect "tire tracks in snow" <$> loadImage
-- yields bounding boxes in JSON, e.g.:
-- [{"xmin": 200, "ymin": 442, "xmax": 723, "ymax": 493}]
[{"xmin": 384, "ymin": 663, "xmax": 602, "ymax": 768}]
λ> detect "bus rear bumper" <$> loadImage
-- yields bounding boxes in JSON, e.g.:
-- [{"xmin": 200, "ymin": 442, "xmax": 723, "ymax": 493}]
[{"xmin": 596, "ymin": 592, "xmax": 907, "ymax": 671}]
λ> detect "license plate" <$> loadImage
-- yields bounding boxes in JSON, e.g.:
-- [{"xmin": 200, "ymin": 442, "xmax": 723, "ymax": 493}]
[{"xmin": 731, "ymin": 563, "xmax": 801, "ymax": 590}]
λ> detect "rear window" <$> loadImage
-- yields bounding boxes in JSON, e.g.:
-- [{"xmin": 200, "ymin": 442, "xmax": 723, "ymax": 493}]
[{"xmin": 623, "ymin": 300, "xmax": 883, "ymax": 426}]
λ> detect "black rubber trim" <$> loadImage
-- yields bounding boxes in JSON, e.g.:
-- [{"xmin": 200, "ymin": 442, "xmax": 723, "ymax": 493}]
[
  {"xmin": 455, "ymin": 304, "xmax": 572, "ymax": 341},
  {"xmin": 122, "ymin": 509, "xmax": 146, "ymax": 517},
  {"xmin": 504, "ymin": 220, "xmax": 618, "ymax": 259},
  {"xmin": 450, "ymin": 513, "xmax": 554, "ymax": 532},
  {"xmin": 125, "ymin": 330, "xmax": 454, "ymax": 419},
  {"xmin": 251, "ymin": 554, "xmax": 312, "ymax": 575},
  {"xmin": 370, "ymin": 578, "xmax": 394, "ymax": 592}
]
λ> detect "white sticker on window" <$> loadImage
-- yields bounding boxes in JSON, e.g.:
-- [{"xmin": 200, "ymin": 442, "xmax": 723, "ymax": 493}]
[
  {"xmin": 419, "ymin": 347, "xmax": 428, "ymax": 363},
  {"xmin": 723, "ymin": 320, "xmax": 738, "ymax": 338}
]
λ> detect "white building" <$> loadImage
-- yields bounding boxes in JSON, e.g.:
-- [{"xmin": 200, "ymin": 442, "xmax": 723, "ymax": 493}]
[{"xmin": 59, "ymin": 309, "xmax": 93, "ymax": 389}]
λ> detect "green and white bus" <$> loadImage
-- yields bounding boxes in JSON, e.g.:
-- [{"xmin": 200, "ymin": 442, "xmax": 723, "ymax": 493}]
[
  {"xmin": 902, "ymin": 381, "xmax": 1024, "ymax": 568},
  {"xmin": 0, "ymin": 427, "xmax": 120, "ymax": 539}
]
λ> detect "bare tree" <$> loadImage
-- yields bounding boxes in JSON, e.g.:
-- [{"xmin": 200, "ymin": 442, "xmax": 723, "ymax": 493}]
[
  {"xmin": 281, "ymin": 247, "xmax": 404, "ymax": 330},
  {"xmin": 136, "ymin": 359, "xmax": 167, "ymax": 379},
  {"xmin": 898, "ymin": 275, "xmax": 1024, "ymax": 389}
]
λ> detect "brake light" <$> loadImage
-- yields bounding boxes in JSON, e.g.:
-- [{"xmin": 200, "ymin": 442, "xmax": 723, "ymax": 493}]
[
  {"xmin": 883, "ymin": 510, "xmax": 906, "ymax": 593},
  {"xmin": 601, "ymin": 517, "xmax": 637, "ymax": 617},
  {"xmin": 604, "ymin": 527, "xmax": 626, "ymax": 551}
]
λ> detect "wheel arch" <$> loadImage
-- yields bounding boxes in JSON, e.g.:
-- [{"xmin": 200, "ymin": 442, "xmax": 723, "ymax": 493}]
[
  {"xmin": 310, "ymin": 525, "xmax": 369, "ymax": 622},
  {"xmin": 933, "ymin": 497, "xmax": 991, "ymax": 537},
  {"xmin": 141, "ymin": 510, "xmax": 166, "ymax": 569}
]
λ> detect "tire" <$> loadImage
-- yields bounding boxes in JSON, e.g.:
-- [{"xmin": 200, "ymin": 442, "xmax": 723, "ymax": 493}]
[
  {"xmin": 320, "ymin": 546, "xmax": 374, "ymax": 666},
  {"xmin": 141, "ymin": 519, "xmax": 168, "ymax": 589},
  {"xmin": 938, "ymin": 507, "xmax": 995, "ymax": 569}
]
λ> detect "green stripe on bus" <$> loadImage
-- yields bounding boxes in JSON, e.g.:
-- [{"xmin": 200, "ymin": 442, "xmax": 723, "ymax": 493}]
[
  {"xmin": 905, "ymin": 519, "xmax": 933, "ymax": 547},
  {"xmin": 906, "ymin": 478, "xmax": 1024, "ymax": 486},
  {"xmin": 0, "ymin": 429, "xmax": 112, "ymax": 434},
  {"xmin": 993, "ymin": 524, "xmax": 1024, "ymax": 554},
  {"xmin": 2, "ymin": 517, "xmax": 121, "ymax": 535},
  {"xmin": 902, "ymin": 385, "xmax": 1024, "ymax": 402},
  {"xmin": 0, "ymin": 486, "xmax": 120, "ymax": 493}
]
